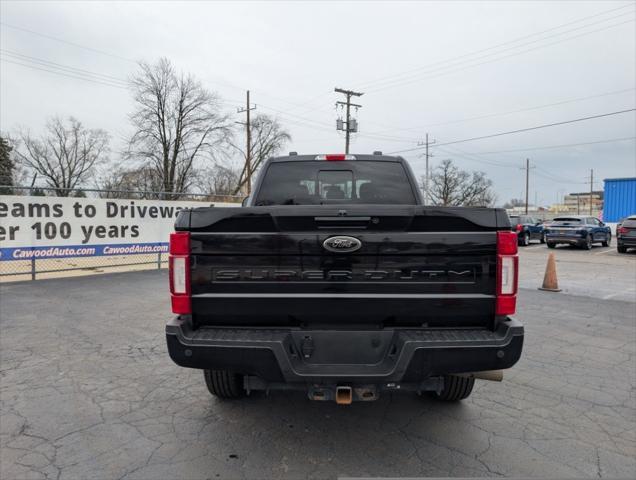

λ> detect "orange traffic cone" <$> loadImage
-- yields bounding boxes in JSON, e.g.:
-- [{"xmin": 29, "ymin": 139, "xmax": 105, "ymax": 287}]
[{"xmin": 539, "ymin": 252, "xmax": 561, "ymax": 292}]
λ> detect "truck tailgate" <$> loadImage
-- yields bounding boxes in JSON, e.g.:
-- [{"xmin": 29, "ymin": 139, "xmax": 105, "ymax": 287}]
[{"xmin": 181, "ymin": 205, "xmax": 506, "ymax": 328}]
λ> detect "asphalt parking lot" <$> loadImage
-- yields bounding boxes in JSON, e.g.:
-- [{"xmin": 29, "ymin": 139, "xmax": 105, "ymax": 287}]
[
  {"xmin": 1, "ymin": 247, "xmax": 635, "ymax": 479},
  {"xmin": 518, "ymin": 242, "xmax": 636, "ymax": 301}
]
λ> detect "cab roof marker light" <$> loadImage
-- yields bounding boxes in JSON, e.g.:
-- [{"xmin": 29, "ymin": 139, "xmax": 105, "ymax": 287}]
[{"xmin": 315, "ymin": 154, "xmax": 356, "ymax": 161}]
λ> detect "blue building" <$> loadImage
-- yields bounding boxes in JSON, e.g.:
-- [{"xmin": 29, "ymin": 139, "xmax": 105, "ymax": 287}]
[{"xmin": 603, "ymin": 177, "xmax": 636, "ymax": 222}]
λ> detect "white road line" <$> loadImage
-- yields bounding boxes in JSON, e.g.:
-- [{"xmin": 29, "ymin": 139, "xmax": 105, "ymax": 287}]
[{"xmin": 602, "ymin": 289, "xmax": 636, "ymax": 300}]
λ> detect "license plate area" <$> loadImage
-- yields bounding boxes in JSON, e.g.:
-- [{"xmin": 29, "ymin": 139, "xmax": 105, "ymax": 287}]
[{"xmin": 290, "ymin": 330, "xmax": 396, "ymax": 365}]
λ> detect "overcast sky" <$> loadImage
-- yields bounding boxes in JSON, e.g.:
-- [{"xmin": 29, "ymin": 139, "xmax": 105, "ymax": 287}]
[{"xmin": 1, "ymin": 0, "xmax": 635, "ymax": 206}]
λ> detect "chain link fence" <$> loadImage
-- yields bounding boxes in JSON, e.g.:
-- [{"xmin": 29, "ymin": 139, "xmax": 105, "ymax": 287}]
[
  {"xmin": 1, "ymin": 252, "xmax": 167, "ymax": 281},
  {"xmin": 1, "ymin": 186, "xmax": 608, "ymax": 283},
  {"xmin": 0, "ymin": 186, "xmax": 243, "ymax": 282}
]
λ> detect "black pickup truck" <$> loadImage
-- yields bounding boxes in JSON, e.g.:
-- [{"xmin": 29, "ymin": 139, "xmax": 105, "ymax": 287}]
[{"xmin": 166, "ymin": 153, "xmax": 523, "ymax": 404}]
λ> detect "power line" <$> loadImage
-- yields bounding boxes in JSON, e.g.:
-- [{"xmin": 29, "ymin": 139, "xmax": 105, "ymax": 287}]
[
  {"xmin": 533, "ymin": 170, "xmax": 588, "ymax": 185},
  {"xmin": 0, "ymin": 21, "xmax": 137, "ymax": 63},
  {"xmin": 0, "ymin": 22, "xmax": 351, "ymax": 139},
  {"xmin": 0, "ymin": 49, "xmax": 130, "ymax": 84},
  {"xmin": 387, "ymin": 108, "xmax": 636, "ymax": 154},
  {"xmin": 433, "ymin": 143, "xmax": 600, "ymax": 187},
  {"xmin": 415, "ymin": 144, "xmax": 591, "ymax": 205},
  {"xmin": 251, "ymin": 89, "xmax": 333, "ymax": 117},
  {"xmin": 433, "ymin": 146, "xmax": 590, "ymax": 187},
  {"xmin": 4, "ymin": 17, "xmax": 635, "ymax": 156},
  {"xmin": 534, "ymin": 166, "xmax": 582, "ymax": 184},
  {"xmin": 355, "ymin": 3, "xmax": 634, "ymax": 90},
  {"xmin": 2, "ymin": 19, "xmax": 332, "ymax": 115},
  {"xmin": 366, "ymin": 18, "xmax": 635, "ymax": 94},
  {"xmin": 1, "ymin": 22, "xmax": 251, "ymax": 95},
  {"xmin": 256, "ymin": 102, "xmax": 412, "ymax": 145},
  {"xmin": 281, "ymin": 91, "xmax": 337, "ymax": 117},
  {"xmin": 366, "ymin": 88, "xmax": 636, "ymax": 135},
  {"xmin": 283, "ymin": 77, "xmax": 636, "ymax": 140},
  {"xmin": 355, "ymin": 4, "xmax": 635, "ymax": 92},
  {"xmin": 433, "ymin": 145, "xmax": 519, "ymax": 168},
  {"xmin": 447, "ymin": 136, "xmax": 636, "ymax": 155},
  {"xmin": 1, "ymin": 20, "xmax": 339, "ymax": 116},
  {"xmin": 256, "ymin": 107, "xmax": 336, "ymax": 134},
  {"xmin": 0, "ymin": 57, "xmax": 130, "ymax": 89},
  {"xmin": 257, "ymin": 102, "xmax": 426, "ymax": 143}
]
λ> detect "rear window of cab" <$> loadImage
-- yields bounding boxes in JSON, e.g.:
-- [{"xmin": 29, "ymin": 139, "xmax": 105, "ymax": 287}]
[{"xmin": 254, "ymin": 161, "xmax": 417, "ymax": 206}]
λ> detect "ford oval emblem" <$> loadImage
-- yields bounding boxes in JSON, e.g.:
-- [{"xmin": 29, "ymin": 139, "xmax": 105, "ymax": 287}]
[{"xmin": 323, "ymin": 236, "xmax": 362, "ymax": 253}]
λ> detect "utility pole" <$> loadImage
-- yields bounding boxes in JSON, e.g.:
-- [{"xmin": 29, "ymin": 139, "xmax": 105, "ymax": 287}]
[
  {"xmin": 335, "ymin": 87, "xmax": 363, "ymax": 154},
  {"xmin": 418, "ymin": 133, "xmax": 436, "ymax": 205},
  {"xmin": 589, "ymin": 168, "xmax": 594, "ymax": 215},
  {"xmin": 236, "ymin": 90, "xmax": 257, "ymax": 195},
  {"xmin": 521, "ymin": 158, "xmax": 535, "ymax": 214}
]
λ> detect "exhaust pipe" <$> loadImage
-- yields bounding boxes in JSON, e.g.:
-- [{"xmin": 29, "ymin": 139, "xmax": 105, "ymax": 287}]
[
  {"xmin": 335, "ymin": 386, "xmax": 353, "ymax": 405},
  {"xmin": 459, "ymin": 370, "xmax": 504, "ymax": 382}
]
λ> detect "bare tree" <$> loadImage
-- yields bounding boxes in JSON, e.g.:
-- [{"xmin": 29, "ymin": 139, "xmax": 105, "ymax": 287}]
[
  {"xmin": 14, "ymin": 117, "xmax": 109, "ymax": 196},
  {"xmin": 426, "ymin": 159, "xmax": 496, "ymax": 207},
  {"xmin": 231, "ymin": 114, "xmax": 291, "ymax": 195},
  {"xmin": 503, "ymin": 198, "xmax": 525, "ymax": 209},
  {"xmin": 197, "ymin": 163, "xmax": 240, "ymax": 196},
  {"xmin": 127, "ymin": 58, "xmax": 232, "ymax": 198},
  {"xmin": 98, "ymin": 165, "xmax": 163, "ymax": 199}
]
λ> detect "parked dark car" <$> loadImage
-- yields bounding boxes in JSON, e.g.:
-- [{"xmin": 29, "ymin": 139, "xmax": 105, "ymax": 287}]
[
  {"xmin": 617, "ymin": 215, "xmax": 636, "ymax": 253},
  {"xmin": 544, "ymin": 215, "xmax": 611, "ymax": 250},
  {"xmin": 509, "ymin": 215, "xmax": 545, "ymax": 246}
]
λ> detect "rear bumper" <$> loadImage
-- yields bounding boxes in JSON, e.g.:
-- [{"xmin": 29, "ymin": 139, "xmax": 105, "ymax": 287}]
[
  {"xmin": 617, "ymin": 237, "xmax": 636, "ymax": 247},
  {"xmin": 166, "ymin": 317, "xmax": 524, "ymax": 383},
  {"xmin": 545, "ymin": 233, "xmax": 585, "ymax": 244}
]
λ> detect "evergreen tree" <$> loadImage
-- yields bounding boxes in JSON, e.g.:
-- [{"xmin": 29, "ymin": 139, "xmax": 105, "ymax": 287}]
[{"xmin": 0, "ymin": 136, "xmax": 14, "ymax": 195}]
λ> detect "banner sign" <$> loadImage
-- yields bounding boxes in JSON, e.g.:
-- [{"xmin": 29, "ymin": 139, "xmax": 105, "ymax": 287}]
[{"xmin": 0, "ymin": 195, "xmax": 238, "ymax": 261}]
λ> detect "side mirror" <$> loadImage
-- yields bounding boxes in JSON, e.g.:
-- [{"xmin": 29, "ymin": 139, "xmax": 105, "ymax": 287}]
[{"xmin": 599, "ymin": 222, "xmax": 605, "ymax": 227}]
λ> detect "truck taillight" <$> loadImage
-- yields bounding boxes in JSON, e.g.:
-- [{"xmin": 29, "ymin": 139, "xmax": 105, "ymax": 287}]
[
  {"xmin": 169, "ymin": 232, "xmax": 191, "ymax": 314},
  {"xmin": 496, "ymin": 231, "xmax": 518, "ymax": 316}
]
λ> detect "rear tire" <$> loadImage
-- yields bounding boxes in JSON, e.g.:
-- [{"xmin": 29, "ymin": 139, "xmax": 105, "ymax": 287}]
[
  {"xmin": 617, "ymin": 245, "xmax": 627, "ymax": 253},
  {"xmin": 433, "ymin": 375, "xmax": 475, "ymax": 401},
  {"xmin": 583, "ymin": 235, "xmax": 593, "ymax": 250},
  {"xmin": 203, "ymin": 370, "xmax": 245, "ymax": 399},
  {"xmin": 520, "ymin": 232, "xmax": 530, "ymax": 247},
  {"xmin": 547, "ymin": 242, "xmax": 556, "ymax": 249},
  {"xmin": 602, "ymin": 234, "xmax": 611, "ymax": 247}
]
